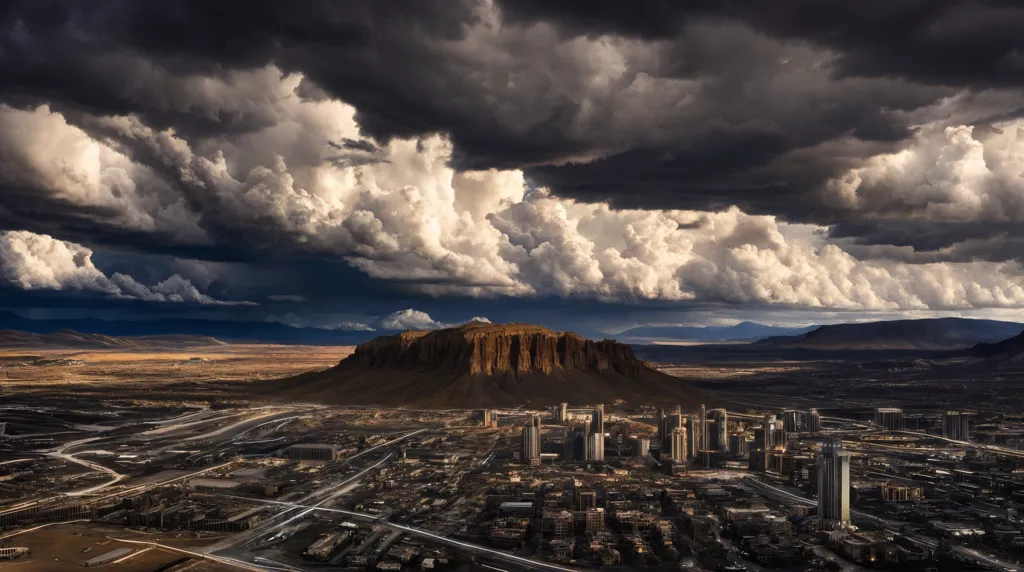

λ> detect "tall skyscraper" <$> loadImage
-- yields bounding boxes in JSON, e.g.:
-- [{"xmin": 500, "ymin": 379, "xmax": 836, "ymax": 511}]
[
  {"xmin": 762, "ymin": 414, "xmax": 777, "ymax": 449},
  {"xmin": 668, "ymin": 427, "xmax": 688, "ymax": 461},
  {"xmin": 584, "ymin": 405, "xmax": 605, "ymax": 461},
  {"xmin": 684, "ymin": 415, "xmax": 700, "ymax": 460},
  {"xmin": 874, "ymin": 407, "xmax": 904, "ymax": 430},
  {"xmin": 817, "ymin": 438, "xmax": 850, "ymax": 528},
  {"xmin": 805, "ymin": 409, "xmax": 822, "ymax": 432},
  {"xmin": 710, "ymin": 409, "xmax": 728, "ymax": 451},
  {"xmin": 783, "ymin": 410, "xmax": 799, "ymax": 433},
  {"xmin": 522, "ymin": 415, "xmax": 542, "ymax": 464},
  {"xmin": 587, "ymin": 431, "xmax": 605, "ymax": 461},
  {"xmin": 943, "ymin": 411, "xmax": 971, "ymax": 440},
  {"xmin": 698, "ymin": 404, "xmax": 708, "ymax": 451},
  {"xmin": 662, "ymin": 413, "xmax": 682, "ymax": 453}
]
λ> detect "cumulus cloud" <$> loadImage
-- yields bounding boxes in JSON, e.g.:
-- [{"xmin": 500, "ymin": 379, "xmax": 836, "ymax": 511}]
[
  {"xmin": 2, "ymin": 67, "xmax": 1024, "ymax": 314},
  {"xmin": 377, "ymin": 309, "xmax": 446, "ymax": 331},
  {"xmin": 0, "ymin": 230, "xmax": 254, "ymax": 305},
  {"xmin": 376, "ymin": 309, "xmax": 492, "ymax": 331},
  {"xmin": 825, "ymin": 121, "xmax": 1024, "ymax": 222}
]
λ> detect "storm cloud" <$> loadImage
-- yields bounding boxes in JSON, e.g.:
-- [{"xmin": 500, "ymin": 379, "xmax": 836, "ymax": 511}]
[{"xmin": 2, "ymin": 0, "xmax": 1024, "ymax": 328}]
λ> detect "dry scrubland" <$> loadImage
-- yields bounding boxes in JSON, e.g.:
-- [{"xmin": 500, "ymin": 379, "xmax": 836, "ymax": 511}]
[{"xmin": 0, "ymin": 344, "xmax": 354, "ymax": 394}]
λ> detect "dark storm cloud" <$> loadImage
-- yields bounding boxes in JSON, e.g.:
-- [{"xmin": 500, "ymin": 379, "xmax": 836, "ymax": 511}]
[{"xmin": 3, "ymin": 0, "xmax": 1024, "ymax": 322}]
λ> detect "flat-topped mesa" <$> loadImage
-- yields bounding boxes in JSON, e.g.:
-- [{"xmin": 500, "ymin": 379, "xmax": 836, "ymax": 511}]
[{"xmin": 347, "ymin": 323, "xmax": 645, "ymax": 376}]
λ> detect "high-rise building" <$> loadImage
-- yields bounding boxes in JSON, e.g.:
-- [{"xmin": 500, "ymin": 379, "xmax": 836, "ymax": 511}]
[
  {"xmin": 817, "ymin": 438, "xmax": 850, "ymax": 528},
  {"xmin": 588, "ymin": 405, "xmax": 605, "ymax": 461},
  {"xmin": 728, "ymin": 434, "xmax": 749, "ymax": 456},
  {"xmin": 522, "ymin": 415, "xmax": 542, "ymax": 464},
  {"xmin": 783, "ymin": 410, "xmax": 800, "ymax": 433},
  {"xmin": 874, "ymin": 408, "xmax": 904, "ymax": 430},
  {"xmin": 684, "ymin": 415, "xmax": 700, "ymax": 459},
  {"xmin": 805, "ymin": 409, "xmax": 822, "ymax": 432},
  {"xmin": 587, "ymin": 431, "xmax": 605, "ymax": 462},
  {"xmin": 662, "ymin": 413, "xmax": 682, "ymax": 453},
  {"xmin": 698, "ymin": 404, "xmax": 708, "ymax": 451},
  {"xmin": 577, "ymin": 489, "xmax": 597, "ymax": 511},
  {"xmin": 667, "ymin": 427, "xmax": 688, "ymax": 461},
  {"xmin": 656, "ymin": 407, "xmax": 665, "ymax": 436},
  {"xmin": 943, "ymin": 411, "xmax": 971, "ymax": 441},
  {"xmin": 709, "ymin": 409, "xmax": 728, "ymax": 451},
  {"xmin": 762, "ymin": 414, "xmax": 777, "ymax": 449},
  {"xmin": 627, "ymin": 437, "xmax": 650, "ymax": 457}
]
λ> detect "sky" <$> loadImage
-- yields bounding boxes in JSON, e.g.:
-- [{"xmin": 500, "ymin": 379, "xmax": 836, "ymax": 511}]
[{"xmin": 3, "ymin": 0, "xmax": 1024, "ymax": 334}]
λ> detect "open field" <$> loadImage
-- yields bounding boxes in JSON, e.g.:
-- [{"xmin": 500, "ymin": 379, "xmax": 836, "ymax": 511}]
[
  {"xmin": 0, "ymin": 344, "xmax": 353, "ymax": 395},
  {"xmin": 0, "ymin": 522, "xmax": 236, "ymax": 571}
]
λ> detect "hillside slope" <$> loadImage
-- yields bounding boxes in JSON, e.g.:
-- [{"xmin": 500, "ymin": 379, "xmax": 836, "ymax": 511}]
[
  {"xmin": 753, "ymin": 318, "xmax": 1024, "ymax": 351},
  {"xmin": 265, "ymin": 323, "xmax": 707, "ymax": 408}
]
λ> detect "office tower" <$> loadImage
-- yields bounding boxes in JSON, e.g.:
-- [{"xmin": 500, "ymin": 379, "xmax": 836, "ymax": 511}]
[
  {"xmin": 773, "ymin": 418, "xmax": 787, "ymax": 451},
  {"xmin": 656, "ymin": 407, "xmax": 665, "ymax": 436},
  {"xmin": 728, "ymin": 434, "xmax": 748, "ymax": 456},
  {"xmin": 698, "ymin": 404, "xmax": 708, "ymax": 451},
  {"xmin": 627, "ymin": 437, "xmax": 650, "ymax": 457},
  {"xmin": 710, "ymin": 409, "xmax": 728, "ymax": 451},
  {"xmin": 874, "ymin": 407, "xmax": 904, "ymax": 430},
  {"xmin": 805, "ymin": 409, "xmax": 822, "ymax": 432},
  {"xmin": 522, "ymin": 415, "xmax": 541, "ymax": 463},
  {"xmin": 943, "ymin": 411, "xmax": 971, "ymax": 441},
  {"xmin": 817, "ymin": 438, "xmax": 851, "ymax": 528},
  {"xmin": 668, "ymin": 427, "xmax": 688, "ymax": 461},
  {"xmin": 783, "ymin": 410, "xmax": 799, "ymax": 433},
  {"xmin": 763, "ymin": 414, "xmax": 777, "ymax": 449},
  {"xmin": 588, "ymin": 405, "xmax": 605, "ymax": 461},
  {"xmin": 569, "ymin": 428, "xmax": 587, "ymax": 461},
  {"xmin": 587, "ymin": 431, "xmax": 605, "ymax": 461},
  {"xmin": 662, "ymin": 413, "xmax": 682, "ymax": 453},
  {"xmin": 684, "ymin": 415, "xmax": 700, "ymax": 460}
]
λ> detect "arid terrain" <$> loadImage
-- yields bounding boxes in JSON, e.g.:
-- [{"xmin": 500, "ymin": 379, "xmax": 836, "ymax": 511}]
[{"xmin": 0, "ymin": 344, "xmax": 353, "ymax": 398}]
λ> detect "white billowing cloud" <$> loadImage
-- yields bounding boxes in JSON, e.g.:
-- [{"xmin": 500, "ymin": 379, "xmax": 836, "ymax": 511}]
[
  {"xmin": 825, "ymin": 121, "xmax": 1024, "ymax": 221},
  {"xmin": 377, "ymin": 309, "xmax": 446, "ymax": 331},
  {"xmin": 0, "ymin": 230, "xmax": 121, "ymax": 294},
  {"xmin": 375, "ymin": 309, "xmax": 492, "ymax": 331},
  {"xmin": 5, "ymin": 69, "xmax": 1024, "ymax": 313},
  {"xmin": 0, "ymin": 230, "xmax": 253, "ymax": 305}
]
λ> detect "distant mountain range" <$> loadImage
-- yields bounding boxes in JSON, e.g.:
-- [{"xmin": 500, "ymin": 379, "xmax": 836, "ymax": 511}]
[
  {"xmin": 0, "ymin": 312, "xmax": 380, "ymax": 346},
  {"xmin": 752, "ymin": 318, "xmax": 1024, "ymax": 351},
  {"xmin": 615, "ymin": 321, "xmax": 816, "ymax": 342},
  {"xmin": 0, "ymin": 329, "xmax": 224, "ymax": 350}
]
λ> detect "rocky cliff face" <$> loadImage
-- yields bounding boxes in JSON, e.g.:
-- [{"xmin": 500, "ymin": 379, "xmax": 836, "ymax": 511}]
[{"xmin": 348, "ymin": 323, "xmax": 646, "ymax": 376}]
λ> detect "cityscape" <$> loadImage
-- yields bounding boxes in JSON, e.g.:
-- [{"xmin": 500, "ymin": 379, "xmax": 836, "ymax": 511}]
[{"xmin": 5, "ymin": 1, "xmax": 1024, "ymax": 571}]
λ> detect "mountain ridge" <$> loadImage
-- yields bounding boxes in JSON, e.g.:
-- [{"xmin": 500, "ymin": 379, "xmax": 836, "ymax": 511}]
[
  {"xmin": 615, "ymin": 321, "xmax": 816, "ymax": 342},
  {"xmin": 752, "ymin": 317, "xmax": 1024, "ymax": 351}
]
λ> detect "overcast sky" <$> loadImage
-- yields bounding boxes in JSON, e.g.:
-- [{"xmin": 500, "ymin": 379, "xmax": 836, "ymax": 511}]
[{"xmin": 3, "ymin": 0, "xmax": 1024, "ymax": 334}]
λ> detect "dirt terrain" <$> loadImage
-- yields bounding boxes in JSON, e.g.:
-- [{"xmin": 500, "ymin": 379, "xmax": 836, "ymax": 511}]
[{"xmin": 0, "ymin": 344, "xmax": 353, "ymax": 396}]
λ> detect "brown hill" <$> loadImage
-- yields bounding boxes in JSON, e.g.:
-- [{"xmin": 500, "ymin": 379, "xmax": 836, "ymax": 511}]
[
  {"xmin": 266, "ymin": 322, "xmax": 707, "ymax": 408},
  {"xmin": 971, "ymin": 331, "xmax": 1024, "ymax": 363},
  {"xmin": 0, "ymin": 328, "xmax": 225, "ymax": 349}
]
